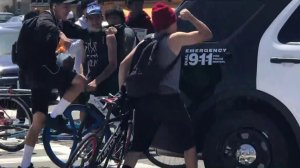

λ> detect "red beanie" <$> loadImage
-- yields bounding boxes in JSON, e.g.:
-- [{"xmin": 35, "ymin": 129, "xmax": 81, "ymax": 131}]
[{"xmin": 152, "ymin": 2, "xmax": 176, "ymax": 32}]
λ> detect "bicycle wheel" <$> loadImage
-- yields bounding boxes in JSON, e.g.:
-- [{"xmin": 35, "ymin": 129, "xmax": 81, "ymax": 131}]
[
  {"xmin": 66, "ymin": 133, "xmax": 99, "ymax": 168},
  {"xmin": 43, "ymin": 104, "xmax": 107, "ymax": 167},
  {"xmin": 0, "ymin": 96, "xmax": 32, "ymax": 152},
  {"xmin": 145, "ymin": 147, "xmax": 186, "ymax": 168},
  {"xmin": 95, "ymin": 123, "xmax": 128, "ymax": 168}
]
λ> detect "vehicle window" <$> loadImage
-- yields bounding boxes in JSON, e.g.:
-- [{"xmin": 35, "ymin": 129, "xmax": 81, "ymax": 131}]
[
  {"xmin": 177, "ymin": 0, "xmax": 265, "ymax": 42},
  {"xmin": 6, "ymin": 16, "xmax": 23, "ymax": 23},
  {"xmin": 0, "ymin": 32, "xmax": 19, "ymax": 55},
  {"xmin": 278, "ymin": 6, "xmax": 300, "ymax": 44},
  {"xmin": 0, "ymin": 14, "xmax": 13, "ymax": 23}
]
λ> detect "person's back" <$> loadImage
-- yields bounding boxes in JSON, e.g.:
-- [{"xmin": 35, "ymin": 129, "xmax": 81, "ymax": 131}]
[
  {"xmin": 16, "ymin": 10, "xmax": 40, "ymax": 124},
  {"xmin": 118, "ymin": 2, "xmax": 212, "ymax": 168},
  {"xmin": 156, "ymin": 36, "xmax": 181, "ymax": 94}
]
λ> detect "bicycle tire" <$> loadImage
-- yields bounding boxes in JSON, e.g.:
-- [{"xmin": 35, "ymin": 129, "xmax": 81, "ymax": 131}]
[
  {"xmin": 0, "ymin": 96, "xmax": 32, "ymax": 152},
  {"xmin": 95, "ymin": 123, "xmax": 128, "ymax": 168},
  {"xmin": 145, "ymin": 147, "xmax": 186, "ymax": 168},
  {"xmin": 43, "ymin": 105, "xmax": 97, "ymax": 167},
  {"xmin": 65, "ymin": 133, "xmax": 99, "ymax": 168}
]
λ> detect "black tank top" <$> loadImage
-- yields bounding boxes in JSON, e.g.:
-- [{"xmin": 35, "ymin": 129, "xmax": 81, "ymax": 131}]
[
  {"xmin": 84, "ymin": 31, "xmax": 108, "ymax": 80},
  {"xmin": 83, "ymin": 31, "xmax": 118, "ymax": 96}
]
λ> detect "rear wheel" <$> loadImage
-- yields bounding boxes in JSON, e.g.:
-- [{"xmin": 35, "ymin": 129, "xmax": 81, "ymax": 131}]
[
  {"xmin": 145, "ymin": 148, "xmax": 185, "ymax": 168},
  {"xmin": 0, "ymin": 97, "xmax": 31, "ymax": 152},
  {"xmin": 203, "ymin": 110, "xmax": 289, "ymax": 168},
  {"xmin": 66, "ymin": 133, "xmax": 99, "ymax": 168}
]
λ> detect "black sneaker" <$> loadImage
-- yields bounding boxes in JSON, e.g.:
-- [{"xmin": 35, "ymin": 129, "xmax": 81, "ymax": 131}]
[
  {"xmin": 46, "ymin": 114, "xmax": 72, "ymax": 134},
  {"xmin": 17, "ymin": 163, "xmax": 34, "ymax": 168}
]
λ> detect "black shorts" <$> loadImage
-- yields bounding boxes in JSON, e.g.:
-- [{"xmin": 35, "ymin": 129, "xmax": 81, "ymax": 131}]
[
  {"xmin": 31, "ymin": 65, "xmax": 76, "ymax": 115},
  {"xmin": 130, "ymin": 94, "xmax": 195, "ymax": 153}
]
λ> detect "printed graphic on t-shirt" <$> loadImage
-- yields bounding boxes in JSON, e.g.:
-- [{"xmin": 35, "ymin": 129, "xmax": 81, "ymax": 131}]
[{"xmin": 85, "ymin": 39, "xmax": 99, "ymax": 68}]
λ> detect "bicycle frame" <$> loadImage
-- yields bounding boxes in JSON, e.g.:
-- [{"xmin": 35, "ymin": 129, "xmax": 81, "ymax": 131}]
[{"xmin": 94, "ymin": 100, "xmax": 133, "ymax": 167}]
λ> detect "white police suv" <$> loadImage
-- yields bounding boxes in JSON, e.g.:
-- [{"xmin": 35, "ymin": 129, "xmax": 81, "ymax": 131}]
[{"xmin": 151, "ymin": 0, "xmax": 300, "ymax": 168}]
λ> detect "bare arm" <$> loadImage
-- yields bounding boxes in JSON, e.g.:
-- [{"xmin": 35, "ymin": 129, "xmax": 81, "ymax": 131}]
[
  {"xmin": 118, "ymin": 44, "xmax": 139, "ymax": 89},
  {"xmin": 79, "ymin": 40, "xmax": 86, "ymax": 76},
  {"xmin": 95, "ymin": 34, "xmax": 117, "ymax": 84},
  {"xmin": 169, "ymin": 9, "xmax": 213, "ymax": 55}
]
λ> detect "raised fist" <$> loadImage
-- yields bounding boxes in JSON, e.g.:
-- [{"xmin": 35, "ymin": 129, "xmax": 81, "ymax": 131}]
[{"xmin": 178, "ymin": 9, "xmax": 193, "ymax": 21}]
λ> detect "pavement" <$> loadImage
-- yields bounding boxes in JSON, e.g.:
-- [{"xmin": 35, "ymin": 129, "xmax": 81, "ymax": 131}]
[
  {"xmin": 0, "ymin": 142, "xmax": 159, "ymax": 168},
  {"xmin": 0, "ymin": 142, "xmax": 205, "ymax": 168}
]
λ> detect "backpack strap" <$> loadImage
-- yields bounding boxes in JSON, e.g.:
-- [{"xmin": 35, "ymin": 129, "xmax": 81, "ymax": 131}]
[
  {"xmin": 153, "ymin": 33, "xmax": 180, "ymax": 73},
  {"xmin": 129, "ymin": 33, "xmax": 171, "ymax": 72},
  {"xmin": 129, "ymin": 38, "xmax": 150, "ymax": 72}
]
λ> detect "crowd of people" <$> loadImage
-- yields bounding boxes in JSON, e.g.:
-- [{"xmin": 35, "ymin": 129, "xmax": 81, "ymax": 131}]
[{"xmin": 16, "ymin": 0, "xmax": 212, "ymax": 168}]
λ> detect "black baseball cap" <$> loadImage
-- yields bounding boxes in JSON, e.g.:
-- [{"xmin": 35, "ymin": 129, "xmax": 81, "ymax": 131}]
[{"xmin": 50, "ymin": 0, "xmax": 78, "ymax": 4}]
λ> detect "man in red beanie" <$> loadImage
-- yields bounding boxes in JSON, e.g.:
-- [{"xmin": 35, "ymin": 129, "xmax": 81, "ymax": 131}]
[{"xmin": 119, "ymin": 2, "xmax": 212, "ymax": 168}]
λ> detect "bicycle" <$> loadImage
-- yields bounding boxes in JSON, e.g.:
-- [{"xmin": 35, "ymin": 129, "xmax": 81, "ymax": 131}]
[
  {"xmin": 145, "ymin": 139, "xmax": 186, "ymax": 168},
  {"xmin": 65, "ymin": 90, "xmax": 133, "ymax": 168},
  {"xmin": 42, "ymin": 94, "xmax": 112, "ymax": 168},
  {"xmin": 0, "ymin": 88, "xmax": 32, "ymax": 152},
  {"xmin": 43, "ymin": 92, "xmax": 185, "ymax": 168}
]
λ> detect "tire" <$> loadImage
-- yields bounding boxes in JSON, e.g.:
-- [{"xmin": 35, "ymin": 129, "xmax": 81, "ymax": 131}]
[
  {"xmin": 145, "ymin": 147, "xmax": 185, "ymax": 168},
  {"xmin": 0, "ymin": 96, "xmax": 32, "ymax": 152},
  {"xmin": 96, "ymin": 125, "xmax": 126, "ymax": 168},
  {"xmin": 203, "ymin": 110, "xmax": 289, "ymax": 168},
  {"xmin": 42, "ymin": 104, "xmax": 106, "ymax": 168},
  {"xmin": 65, "ymin": 133, "xmax": 99, "ymax": 168}
]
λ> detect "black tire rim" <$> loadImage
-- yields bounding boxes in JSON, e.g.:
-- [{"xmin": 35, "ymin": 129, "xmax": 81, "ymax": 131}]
[{"xmin": 220, "ymin": 128, "xmax": 271, "ymax": 168}]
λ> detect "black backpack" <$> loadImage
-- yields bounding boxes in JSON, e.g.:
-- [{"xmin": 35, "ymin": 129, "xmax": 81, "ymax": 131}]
[
  {"xmin": 12, "ymin": 16, "xmax": 38, "ymax": 70},
  {"xmin": 125, "ymin": 34, "xmax": 180, "ymax": 97}
]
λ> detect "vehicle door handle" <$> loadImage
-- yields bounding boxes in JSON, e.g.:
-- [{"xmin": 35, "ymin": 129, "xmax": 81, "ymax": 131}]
[{"xmin": 270, "ymin": 57, "xmax": 300, "ymax": 64}]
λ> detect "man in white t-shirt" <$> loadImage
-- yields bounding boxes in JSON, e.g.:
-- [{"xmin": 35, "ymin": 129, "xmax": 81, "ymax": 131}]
[{"xmin": 75, "ymin": 0, "xmax": 96, "ymax": 29}]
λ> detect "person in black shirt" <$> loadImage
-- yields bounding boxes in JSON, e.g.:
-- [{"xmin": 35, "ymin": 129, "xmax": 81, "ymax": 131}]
[
  {"xmin": 19, "ymin": 0, "xmax": 87, "ymax": 167},
  {"xmin": 81, "ymin": 2, "xmax": 118, "ymax": 96},
  {"xmin": 105, "ymin": 7, "xmax": 137, "ymax": 65},
  {"xmin": 17, "ymin": 9, "xmax": 40, "ymax": 124}
]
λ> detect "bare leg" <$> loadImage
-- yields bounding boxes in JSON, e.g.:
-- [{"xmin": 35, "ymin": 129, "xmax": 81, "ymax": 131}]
[
  {"xmin": 122, "ymin": 152, "xmax": 142, "ymax": 168},
  {"xmin": 50, "ymin": 75, "xmax": 86, "ymax": 118},
  {"xmin": 25, "ymin": 112, "xmax": 46, "ymax": 146},
  {"xmin": 184, "ymin": 146, "xmax": 198, "ymax": 168},
  {"xmin": 61, "ymin": 74, "xmax": 86, "ymax": 102},
  {"xmin": 21, "ymin": 112, "xmax": 47, "ymax": 167}
]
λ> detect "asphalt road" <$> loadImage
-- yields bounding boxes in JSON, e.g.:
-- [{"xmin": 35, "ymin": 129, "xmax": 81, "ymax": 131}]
[{"xmin": 0, "ymin": 143, "xmax": 205, "ymax": 168}]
